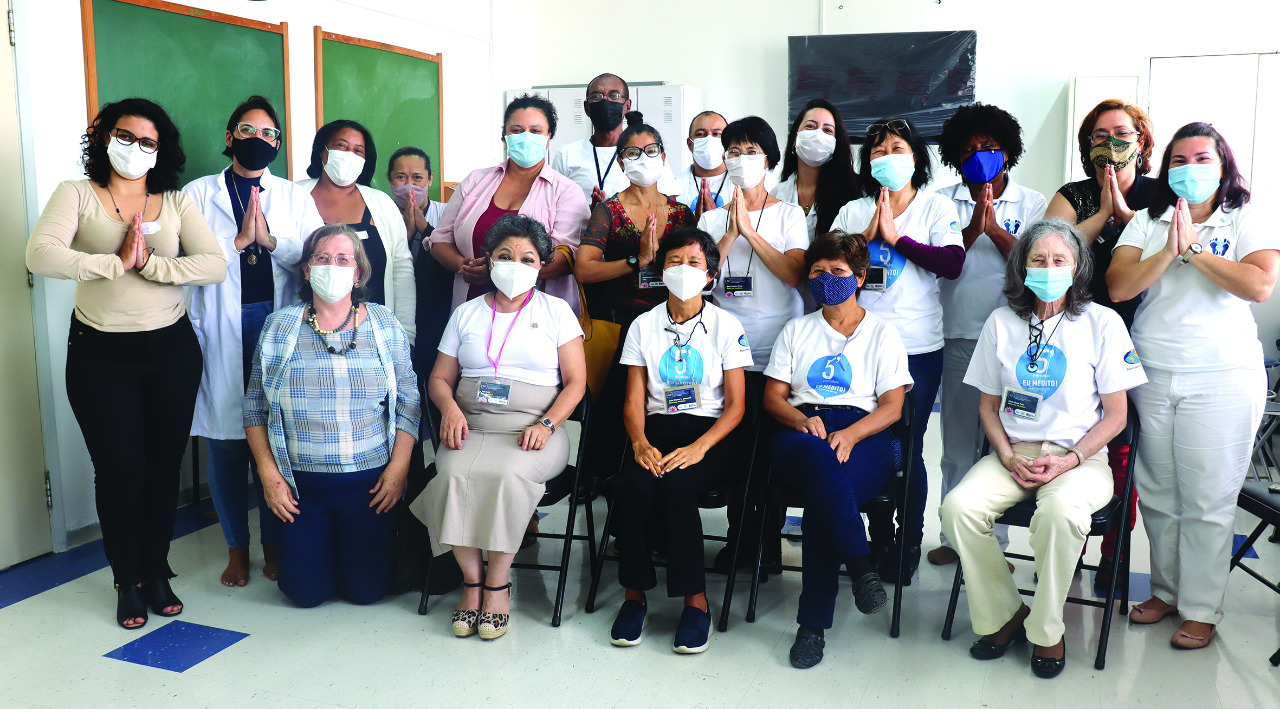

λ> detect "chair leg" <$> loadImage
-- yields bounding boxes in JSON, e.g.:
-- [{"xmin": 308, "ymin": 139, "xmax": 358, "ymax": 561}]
[
  {"xmin": 942, "ymin": 562, "xmax": 963, "ymax": 640},
  {"xmin": 585, "ymin": 498, "xmax": 615, "ymax": 614},
  {"xmin": 552, "ymin": 483, "xmax": 581, "ymax": 628},
  {"xmin": 1271, "ymin": 646, "xmax": 1280, "ymax": 667},
  {"xmin": 746, "ymin": 500, "xmax": 772, "ymax": 624},
  {"xmin": 889, "ymin": 501, "xmax": 908, "ymax": 638},
  {"xmin": 418, "ymin": 541, "xmax": 436, "ymax": 616},
  {"xmin": 1096, "ymin": 528, "xmax": 1126, "ymax": 670},
  {"xmin": 1230, "ymin": 521, "xmax": 1269, "ymax": 570},
  {"xmin": 718, "ymin": 484, "xmax": 754, "ymax": 633},
  {"xmin": 585, "ymin": 495, "xmax": 598, "ymax": 565}
]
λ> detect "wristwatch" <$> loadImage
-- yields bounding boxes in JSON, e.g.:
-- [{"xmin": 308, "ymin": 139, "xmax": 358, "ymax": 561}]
[
  {"xmin": 1181, "ymin": 242, "xmax": 1204, "ymax": 264},
  {"xmin": 538, "ymin": 417, "xmax": 555, "ymax": 433},
  {"xmin": 626, "ymin": 255, "xmax": 640, "ymax": 272}
]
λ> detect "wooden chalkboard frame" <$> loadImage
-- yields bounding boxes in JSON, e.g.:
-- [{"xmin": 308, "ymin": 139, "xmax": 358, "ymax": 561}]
[
  {"xmin": 79, "ymin": 0, "xmax": 294, "ymax": 178},
  {"xmin": 313, "ymin": 26, "xmax": 444, "ymax": 190}
]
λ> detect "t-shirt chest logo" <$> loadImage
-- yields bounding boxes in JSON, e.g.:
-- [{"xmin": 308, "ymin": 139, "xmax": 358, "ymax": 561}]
[
  {"xmin": 1208, "ymin": 237, "xmax": 1231, "ymax": 257},
  {"xmin": 866, "ymin": 239, "xmax": 907, "ymax": 289},
  {"xmin": 1015, "ymin": 344, "xmax": 1066, "ymax": 399},
  {"xmin": 1003, "ymin": 218, "xmax": 1023, "ymax": 235},
  {"xmin": 659, "ymin": 345, "xmax": 704, "ymax": 387},
  {"xmin": 807, "ymin": 354, "xmax": 852, "ymax": 398}
]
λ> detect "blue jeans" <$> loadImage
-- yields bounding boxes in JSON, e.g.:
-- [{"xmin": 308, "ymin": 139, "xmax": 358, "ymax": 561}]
[
  {"xmin": 241, "ymin": 300, "xmax": 273, "ymax": 386},
  {"xmin": 773, "ymin": 407, "xmax": 899, "ymax": 629},
  {"xmin": 207, "ymin": 438, "xmax": 279, "ymax": 548},
  {"xmin": 277, "ymin": 468, "xmax": 397, "ymax": 608}
]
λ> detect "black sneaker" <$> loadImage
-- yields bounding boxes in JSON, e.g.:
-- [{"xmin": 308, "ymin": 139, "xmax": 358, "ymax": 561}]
[
  {"xmin": 789, "ymin": 626, "xmax": 825, "ymax": 669},
  {"xmin": 609, "ymin": 600, "xmax": 647, "ymax": 647},
  {"xmin": 673, "ymin": 606, "xmax": 712, "ymax": 654},
  {"xmin": 851, "ymin": 572, "xmax": 888, "ymax": 615}
]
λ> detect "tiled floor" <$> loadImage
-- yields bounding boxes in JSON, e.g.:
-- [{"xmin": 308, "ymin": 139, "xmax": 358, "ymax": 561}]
[{"xmin": 2, "ymin": 423, "xmax": 1278, "ymax": 708}]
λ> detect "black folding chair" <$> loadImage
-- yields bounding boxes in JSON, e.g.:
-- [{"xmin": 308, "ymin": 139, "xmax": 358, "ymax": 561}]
[
  {"xmin": 743, "ymin": 395, "xmax": 916, "ymax": 638},
  {"xmin": 1229, "ymin": 480, "xmax": 1280, "ymax": 666},
  {"xmin": 416, "ymin": 394, "xmax": 595, "ymax": 627},
  {"xmin": 941, "ymin": 404, "xmax": 1140, "ymax": 670}
]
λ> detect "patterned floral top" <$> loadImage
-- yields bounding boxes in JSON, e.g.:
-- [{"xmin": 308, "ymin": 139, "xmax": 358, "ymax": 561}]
[{"xmin": 579, "ymin": 194, "xmax": 694, "ymax": 325}]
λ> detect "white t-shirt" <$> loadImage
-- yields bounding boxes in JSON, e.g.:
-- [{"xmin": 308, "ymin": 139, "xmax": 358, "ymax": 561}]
[
  {"xmin": 937, "ymin": 181, "xmax": 1048, "ymax": 339},
  {"xmin": 964, "ymin": 303, "xmax": 1147, "ymax": 449},
  {"xmin": 550, "ymin": 138, "xmax": 679, "ymax": 202},
  {"xmin": 697, "ymin": 201, "xmax": 808, "ymax": 370},
  {"xmin": 1115, "ymin": 203, "xmax": 1276, "ymax": 372},
  {"xmin": 424, "ymin": 199, "xmax": 446, "ymax": 227},
  {"xmin": 619, "ymin": 301, "xmax": 754, "ymax": 417},
  {"xmin": 831, "ymin": 191, "xmax": 962, "ymax": 354},
  {"xmin": 765, "ymin": 310, "xmax": 915, "ymax": 411},
  {"xmin": 437, "ymin": 290, "xmax": 584, "ymax": 387},
  {"xmin": 675, "ymin": 166, "xmax": 732, "ymax": 214},
  {"xmin": 770, "ymin": 173, "xmax": 818, "ymax": 243}
]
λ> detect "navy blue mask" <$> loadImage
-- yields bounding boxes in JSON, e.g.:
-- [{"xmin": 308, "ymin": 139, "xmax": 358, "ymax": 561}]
[{"xmin": 808, "ymin": 271, "xmax": 859, "ymax": 306}]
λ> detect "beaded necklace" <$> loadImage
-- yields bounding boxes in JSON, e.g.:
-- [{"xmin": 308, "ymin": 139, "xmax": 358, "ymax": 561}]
[{"xmin": 306, "ymin": 301, "xmax": 360, "ymax": 354}]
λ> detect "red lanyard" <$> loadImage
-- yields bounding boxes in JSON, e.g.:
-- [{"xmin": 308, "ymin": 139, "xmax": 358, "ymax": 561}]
[{"xmin": 486, "ymin": 289, "xmax": 534, "ymax": 377}]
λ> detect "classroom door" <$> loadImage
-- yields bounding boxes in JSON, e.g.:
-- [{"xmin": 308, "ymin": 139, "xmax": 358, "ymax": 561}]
[{"xmin": 0, "ymin": 36, "xmax": 52, "ymax": 570}]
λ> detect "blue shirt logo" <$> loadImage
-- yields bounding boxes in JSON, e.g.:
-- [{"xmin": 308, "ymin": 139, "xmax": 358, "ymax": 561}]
[
  {"xmin": 738, "ymin": 334, "xmax": 750, "ymax": 348},
  {"xmin": 658, "ymin": 345, "xmax": 704, "ymax": 387},
  {"xmin": 806, "ymin": 354, "xmax": 852, "ymax": 398},
  {"xmin": 1015, "ymin": 344, "xmax": 1066, "ymax": 399},
  {"xmin": 866, "ymin": 238, "xmax": 908, "ymax": 289},
  {"xmin": 1208, "ymin": 237, "xmax": 1230, "ymax": 256},
  {"xmin": 1124, "ymin": 349, "xmax": 1141, "ymax": 365},
  {"xmin": 1003, "ymin": 218, "xmax": 1023, "ymax": 235}
]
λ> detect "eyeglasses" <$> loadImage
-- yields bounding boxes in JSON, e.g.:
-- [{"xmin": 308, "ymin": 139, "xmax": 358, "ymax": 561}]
[
  {"xmin": 620, "ymin": 143, "xmax": 663, "ymax": 160},
  {"xmin": 112, "ymin": 129, "xmax": 159, "ymax": 154},
  {"xmin": 724, "ymin": 147, "xmax": 764, "ymax": 159},
  {"xmin": 310, "ymin": 254, "xmax": 357, "ymax": 267},
  {"xmin": 865, "ymin": 119, "xmax": 910, "ymax": 139},
  {"xmin": 234, "ymin": 122, "xmax": 282, "ymax": 142},
  {"xmin": 1090, "ymin": 128, "xmax": 1141, "ymax": 144},
  {"xmin": 586, "ymin": 91, "xmax": 627, "ymax": 103}
]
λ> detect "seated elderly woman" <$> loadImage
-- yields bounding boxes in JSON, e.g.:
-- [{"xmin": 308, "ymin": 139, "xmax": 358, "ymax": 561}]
[
  {"xmin": 244, "ymin": 224, "xmax": 421, "ymax": 609},
  {"xmin": 762, "ymin": 230, "xmax": 914, "ymax": 669},
  {"xmin": 609, "ymin": 226, "xmax": 753, "ymax": 654},
  {"xmin": 420, "ymin": 214, "xmax": 587, "ymax": 641},
  {"xmin": 940, "ymin": 218, "xmax": 1146, "ymax": 679}
]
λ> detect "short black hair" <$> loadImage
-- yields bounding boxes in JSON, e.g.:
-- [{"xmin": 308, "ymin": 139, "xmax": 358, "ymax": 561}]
[
  {"xmin": 805, "ymin": 230, "xmax": 870, "ymax": 275},
  {"xmin": 1148, "ymin": 121, "xmax": 1251, "ymax": 217},
  {"xmin": 387, "ymin": 146, "xmax": 432, "ymax": 178},
  {"xmin": 81, "ymin": 98, "xmax": 186, "ymax": 193},
  {"xmin": 687, "ymin": 110, "xmax": 726, "ymax": 137},
  {"xmin": 306, "ymin": 119, "xmax": 377, "ymax": 186},
  {"xmin": 859, "ymin": 116, "xmax": 932, "ymax": 191},
  {"xmin": 503, "ymin": 93, "xmax": 558, "ymax": 139},
  {"xmin": 938, "ymin": 103, "xmax": 1024, "ymax": 172},
  {"xmin": 721, "ymin": 116, "xmax": 781, "ymax": 169},
  {"xmin": 656, "ymin": 226, "xmax": 721, "ymax": 278},
  {"xmin": 484, "ymin": 213, "xmax": 554, "ymax": 263},
  {"xmin": 587, "ymin": 73, "xmax": 629, "ymax": 99},
  {"xmin": 222, "ymin": 95, "xmax": 281, "ymax": 159}
]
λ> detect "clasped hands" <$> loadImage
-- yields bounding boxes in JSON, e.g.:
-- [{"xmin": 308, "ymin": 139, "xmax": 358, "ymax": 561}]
[
  {"xmin": 999, "ymin": 450, "xmax": 1078, "ymax": 490},
  {"xmin": 796, "ymin": 416, "xmax": 860, "ymax": 464},
  {"xmin": 633, "ymin": 440, "xmax": 707, "ymax": 477}
]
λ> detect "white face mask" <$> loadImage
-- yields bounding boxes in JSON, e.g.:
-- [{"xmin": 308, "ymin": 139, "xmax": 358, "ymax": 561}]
[
  {"xmin": 795, "ymin": 129, "xmax": 836, "ymax": 167},
  {"xmin": 725, "ymin": 154, "xmax": 767, "ymax": 189},
  {"xmin": 489, "ymin": 260, "xmax": 540, "ymax": 299},
  {"xmin": 107, "ymin": 139, "xmax": 157, "ymax": 181},
  {"xmin": 662, "ymin": 264, "xmax": 708, "ymax": 302},
  {"xmin": 309, "ymin": 265, "xmax": 356, "ymax": 303},
  {"xmin": 622, "ymin": 153, "xmax": 665, "ymax": 187},
  {"xmin": 323, "ymin": 149, "xmax": 365, "ymax": 187},
  {"xmin": 691, "ymin": 136, "xmax": 723, "ymax": 171}
]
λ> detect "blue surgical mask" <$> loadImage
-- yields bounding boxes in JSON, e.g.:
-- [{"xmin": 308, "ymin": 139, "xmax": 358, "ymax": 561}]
[
  {"xmin": 869, "ymin": 153, "xmax": 914, "ymax": 191},
  {"xmin": 1024, "ymin": 267, "xmax": 1073, "ymax": 302},
  {"xmin": 961, "ymin": 149, "xmax": 1005, "ymax": 185},
  {"xmin": 505, "ymin": 132, "xmax": 548, "ymax": 169},
  {"xmin": 808, "ymin": 271, "xmax": 859, "ymax": 306},
  {"xmin": 1167, "ymin": 163, "xmax": 1220, "ymax": 205}
]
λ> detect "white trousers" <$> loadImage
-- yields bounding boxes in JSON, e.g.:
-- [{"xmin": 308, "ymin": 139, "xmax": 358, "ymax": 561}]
[
  {"xmin": 941, "ymin": 443, "xmax": 1112, "ymax": 646},
  {"xmin": 939, "ymin": 338, "xmax": 1009, "ymax": 548},
  {"xmin": 1130, "ymin": 365, "xmax": 1264, "ymax": 624}
]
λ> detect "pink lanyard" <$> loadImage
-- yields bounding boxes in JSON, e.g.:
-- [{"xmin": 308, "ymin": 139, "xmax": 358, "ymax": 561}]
[{"xmin": 486, "ymin": 290, "xmax": 534, "ymax": 378}]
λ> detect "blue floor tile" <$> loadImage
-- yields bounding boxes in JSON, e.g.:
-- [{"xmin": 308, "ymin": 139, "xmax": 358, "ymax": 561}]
[
  {"xmin": 1090, "ymin": 571, "xmax": 1150, "ymax": 601},
  {"xmin": 1233, "ymin": 533, "xmax": 1261, "ymax": 560},
  {"xmin": 104, "ymin": 620, "xmax": 248, "ymax": 673}
]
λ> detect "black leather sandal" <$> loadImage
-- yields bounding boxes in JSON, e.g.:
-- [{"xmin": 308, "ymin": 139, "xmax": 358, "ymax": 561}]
[
  {"xmin": 142, "ymin": 578, "xmax": 183, "ymax": 617},
  {"xmin": 116, "ymin": 584, "xmax": 148, "ymax": 630}
]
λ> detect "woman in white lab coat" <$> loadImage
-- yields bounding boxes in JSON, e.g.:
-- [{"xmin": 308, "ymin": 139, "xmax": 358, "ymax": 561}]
[{"xmin": 183, "ymin": 96, "xmax": 324, "ymax": 588}]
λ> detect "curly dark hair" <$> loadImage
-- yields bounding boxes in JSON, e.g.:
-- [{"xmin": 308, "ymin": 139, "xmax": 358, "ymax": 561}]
[
  {"xmin": 939, "ymin": 103, "xmax": 1024, "ymax": 173},
  {"xmin": 1076, "ymin": 99, "xmax": 1154, "ymax": 178},
  {"xmin": 221, "ymin": 95, "xmax": 281, "ymax": 159},
  {"xmin": 81, "ymin": 98, "xmax": 186, "ymax": 193},
  {"xmin": 779, "ymin": 99, "xmax": 862, "ymax": 236},
  {"xmin": 1003, "ymin": 218, "xmax": 1093, "ymax": 320},
  {"xmin": 1147, "ymin": 122, "xmax": 1251, "ymax": 217},
  {"xmin": 306, "ymin": 119, "xmax": 378, "ymax": 186},
  {"xmin": 859, "ymin": 116, "xmax": 932, "ymax": 192},
  {"xmin": 503, "ymin": 93, "xmax": 558, "ymax": 140}
]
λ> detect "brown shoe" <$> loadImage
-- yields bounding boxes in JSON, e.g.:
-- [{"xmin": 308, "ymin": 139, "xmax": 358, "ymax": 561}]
[
  {"xmin": 1129, "ymin": 597, "xmax": 1179, "ymax": 625},
  {"xmin": 927, "ymin": 546, "xmax": 958, "ymax": 565},
  {"xmin": 1171, "ymin": 620, "xmax": 1215, "ymax": 649}
]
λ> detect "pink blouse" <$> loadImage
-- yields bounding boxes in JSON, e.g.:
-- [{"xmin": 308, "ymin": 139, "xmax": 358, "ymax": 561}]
[{"xmin": 429, "ymin": 161, "xmax": 590, "ymax": 314}]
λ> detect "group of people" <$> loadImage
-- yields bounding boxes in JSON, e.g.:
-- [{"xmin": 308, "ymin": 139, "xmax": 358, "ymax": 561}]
[{"xmin": 25, "ymin": 69, "xmax": 1276, "ymax": 677}]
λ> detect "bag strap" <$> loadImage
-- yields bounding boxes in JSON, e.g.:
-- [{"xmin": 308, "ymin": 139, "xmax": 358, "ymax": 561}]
[{"xmin": 554, "ymin": 244, "xmax": 595, "ymax": 340}]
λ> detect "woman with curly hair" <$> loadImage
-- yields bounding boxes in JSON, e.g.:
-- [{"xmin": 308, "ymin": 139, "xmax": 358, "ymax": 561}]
[{"xmin": 25, "ymin": 98, "xmax": 226, "ymax": 629}]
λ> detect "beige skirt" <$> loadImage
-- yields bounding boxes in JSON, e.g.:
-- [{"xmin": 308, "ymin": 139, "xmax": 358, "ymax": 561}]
[{"xmin": 421, "ymin": 377, "xmax": 570, "ymax": 556}]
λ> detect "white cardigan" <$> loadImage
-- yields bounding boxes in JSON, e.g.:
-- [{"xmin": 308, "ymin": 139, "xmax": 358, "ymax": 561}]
[
  {"xmin": 183, "ymin": 167, "xmax": 324, "ymax": 439},
  {"xmin": 295, "ymin": 177, "xmax": 416, "ymax": 339}
]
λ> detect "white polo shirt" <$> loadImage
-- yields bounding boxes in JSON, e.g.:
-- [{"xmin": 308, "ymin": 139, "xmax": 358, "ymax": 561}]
[
  {"xmin": 765, "ymin": 310, "xmax": 914, "ymax": 411},
  {"xmin": 550, "ymin": 138, "xmax": 679, "ymax": 202},
  {"xmin": 675, "ymin": 166, "xmax": 732, "ymax": 214}
]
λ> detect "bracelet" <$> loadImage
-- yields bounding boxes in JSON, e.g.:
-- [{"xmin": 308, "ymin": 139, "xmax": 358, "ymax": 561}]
[{"xmin": 1068, "ymin": 447, "xmax": 1086, "ymax": 465}]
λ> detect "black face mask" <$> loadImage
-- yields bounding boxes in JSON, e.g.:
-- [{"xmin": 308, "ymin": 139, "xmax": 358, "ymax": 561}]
[
  {"xmin": 231, "ymin": 136, "xmax": 279, "ymax": 171},
  {"xmin": 586, "ymin": 99, "xmax": 624, "ymax": 132}
]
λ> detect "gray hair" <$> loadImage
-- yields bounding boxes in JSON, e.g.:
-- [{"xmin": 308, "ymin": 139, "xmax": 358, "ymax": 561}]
[
  {"xmin": 1002, "ymin": 217, "xmax": 1093, "ymax": 320},
  {"xmin": 484, "ymin": 213, "xmax": 554, "ymax": 263},
  {"xmin": 297, "ymin": 223, "xmax": 373, "ymax": 303}
]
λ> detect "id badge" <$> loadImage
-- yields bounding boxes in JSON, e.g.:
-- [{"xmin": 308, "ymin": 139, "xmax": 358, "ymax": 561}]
[
  {"xmin": 637, "ymin": 267, "xmax": 665, "ymax": 289},
  {"xmin": 1002, "ymin": 386, "xmax": 1042, "ymax": 421},
  {"xmin": 477, "ymin": 379, "xmax": 511, "ymax": 406},
  {"xmin": 723, "ymin": 276, "xmax": 754, "ymax": 297},
  {"xmin": 663, "ymin": 384, "xmax": 701, "ymax": 413},
  {"xmin": 863, "ymin": 266, "xmax": 887, "ymax": 292},
  {"xmin": 140, "ymin": 221, "xmax": 161, "ymax": 235}
]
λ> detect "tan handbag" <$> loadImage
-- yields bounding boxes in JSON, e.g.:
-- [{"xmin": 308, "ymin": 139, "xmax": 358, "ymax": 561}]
[{"xmin": 554, "ymin": 245, "xmax": 619, "ymax": 403}]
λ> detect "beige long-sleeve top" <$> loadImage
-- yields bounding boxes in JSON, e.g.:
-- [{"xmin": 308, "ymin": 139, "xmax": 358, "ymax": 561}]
[{"xmin": 26, "ymin": 180, "xmax": 227, "ymax": 332}]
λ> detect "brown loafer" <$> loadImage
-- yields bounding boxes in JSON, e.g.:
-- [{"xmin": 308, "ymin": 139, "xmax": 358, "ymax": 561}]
[
  {"xmin": 1171, "ymin": 621, "xmax": 1215, "ymax": 650},
  {"xmin": 927, "ymin": 546, "xmax": 958, "ymax": 565},
  {"xmin": 1129, "ymin": 598, "xmax": 1179, "ymax": 625}
]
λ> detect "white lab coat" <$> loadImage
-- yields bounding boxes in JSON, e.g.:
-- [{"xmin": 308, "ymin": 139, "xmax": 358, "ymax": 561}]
[
  {"xmin": 183, "ymin": 167, "xmax": 325, "ymax": 440},
  {"xmin": 295, "ymin": 178, "xmax": 415, "ymax": 338}
]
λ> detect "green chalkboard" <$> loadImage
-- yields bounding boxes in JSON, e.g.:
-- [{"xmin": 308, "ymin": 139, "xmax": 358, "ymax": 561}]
[
  {"xmin": 320, "ymin": 33, "xmax": 442, "ymax": 201},
  {"xmin": 89, "ymin": 0, "xmax": 290, "ymax": 186}
]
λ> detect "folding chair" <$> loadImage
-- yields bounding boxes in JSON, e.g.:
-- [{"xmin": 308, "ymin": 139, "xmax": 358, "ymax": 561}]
[
  {"xmin": 941, "ymin": 404, "xmax": 1140, "ymax": 670},
  {"xmin": 743, "ymin": 395, "xmax": 917, "ymax": 638},
  {"xmin": 1229, "ymin": 480, "xmax": 1280, "ymax": 666}
]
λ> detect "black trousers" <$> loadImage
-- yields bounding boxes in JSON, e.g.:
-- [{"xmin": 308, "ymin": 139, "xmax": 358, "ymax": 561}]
[
  {"xmin": 65, "ymin": 315, "xmax": 203, "ymax": 588},
  {"xmin": 615, "ymin": 414, "xmax": 736, "ymax": 597}
]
